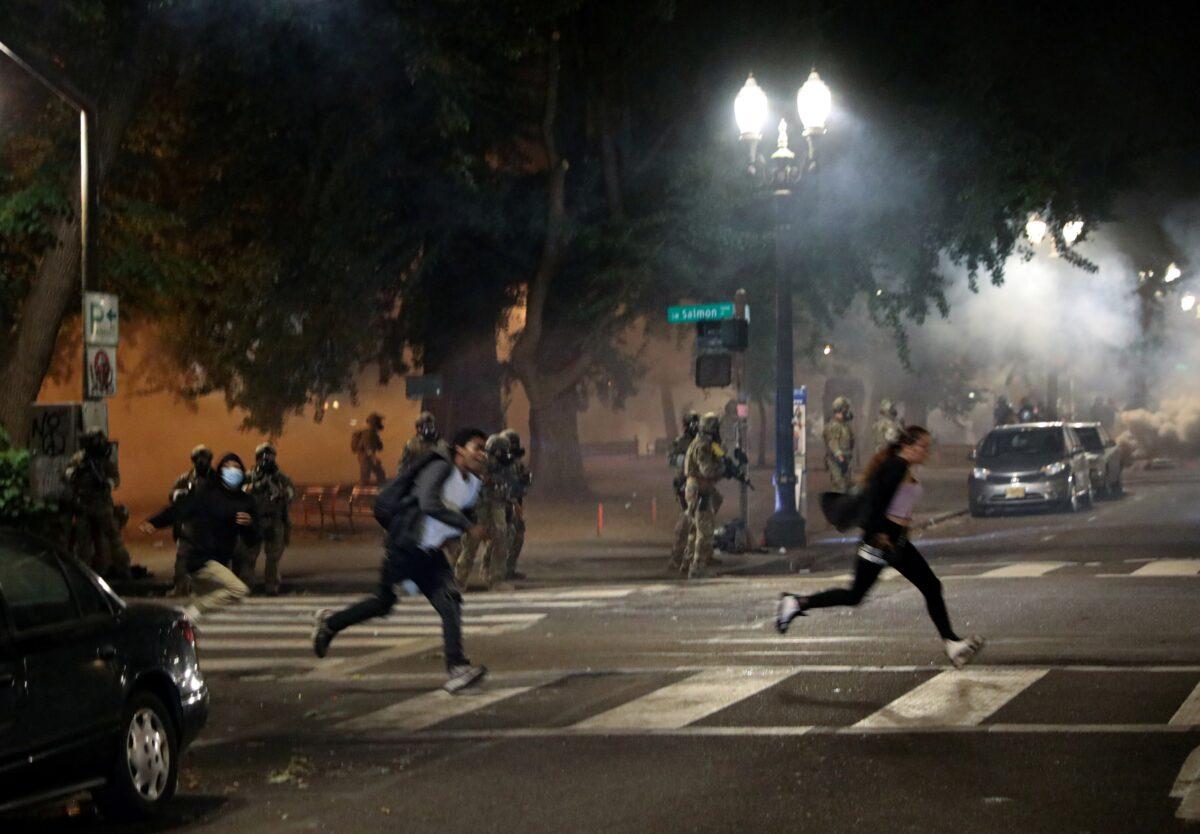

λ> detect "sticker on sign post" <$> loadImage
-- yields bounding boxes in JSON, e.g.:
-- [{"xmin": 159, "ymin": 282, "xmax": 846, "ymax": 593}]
[
  {"xmin": 83, "ymin": 292, "xmax": 119, "ymax": 346},
  {"xmin": 86, "ymin": 346, "xmax": 117, "ymax": 398}
]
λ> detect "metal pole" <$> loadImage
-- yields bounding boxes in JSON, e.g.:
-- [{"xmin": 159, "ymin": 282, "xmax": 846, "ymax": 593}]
[
  {"xmin": 733, "ymin": 289, "xmax": 750, "ymax": 545},
  {"xmin": 0, "ymin": 40, "xmax": 97, "ymax": 402},
  {"xmin": 764, "ymin": 191, "xmax": 806, "ymax": 548}
]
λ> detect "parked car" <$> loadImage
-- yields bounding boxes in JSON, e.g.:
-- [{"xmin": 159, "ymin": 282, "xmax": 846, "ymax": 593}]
[
  {"xmin": 0, "ymin": 529, "xmax": 207, "ymax": 819},
  {"xmin": 968, "ymin": 422, "xmax": 1092, "ymax": 516},
  {"xmin": 1069, "ymin": 421, "xmax": 1123, "ymax": 498}
]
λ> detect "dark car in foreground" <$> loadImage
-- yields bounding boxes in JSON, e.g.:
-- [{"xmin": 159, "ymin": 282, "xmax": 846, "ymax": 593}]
[
  {"xmin": 0, "ymin": 530, "xmax": 207, "ymax": 819},
  {"xmin": 969, "ymin": 422, "xmax": 1092, "ymax": 516},
  {"xmin": 1069, "ymin": 421, "xmax": 1124, "ymax": 498}
]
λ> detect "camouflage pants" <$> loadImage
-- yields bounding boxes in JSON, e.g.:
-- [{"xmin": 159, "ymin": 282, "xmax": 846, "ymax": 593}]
[
  {"xmin": 827, "ymin": 455, "xmax": 854, "ymax": 492},
  {"xmin": 358, "ymin": 455, "xmax": 386, "ymax": 485},
  {"xmin": 506, "ymin": 504, "xmax": 526, "ymax": 575},
  {"xmin": 72, "ymin": 508, "xmax": 132, "ymax": 577},
  {"xmin": 669, "ymin": 511, "xmax": 692, "ymax": 569},
  {"xmin": 170, "ymin": 546, "xmax": 191, "ymax": 597},
  {"xmin": 684, "ymin": 485, "xmax": 722, "ymax": 573},
  {"xmin": 235, "ymin": 521, "xmax": 288, "ymax": 593},
  {"xmin": 454, "ymin": 503, "xmax": 509, "ymax": 588}
]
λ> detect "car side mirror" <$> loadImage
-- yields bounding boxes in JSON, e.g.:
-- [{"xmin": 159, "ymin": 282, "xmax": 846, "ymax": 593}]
[
  {"xmin": 967, "ymin": 450, "xmax": 976, "ymax": 461},
  {"xmin": 1105, "ymin": 441, "xmax": 1116, "ymax": 449}
]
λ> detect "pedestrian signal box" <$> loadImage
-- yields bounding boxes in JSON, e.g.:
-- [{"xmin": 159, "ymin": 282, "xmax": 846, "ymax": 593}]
[
  {"xmin": 695, "ymin": 353, "xmax": 733, "ymax": 388},
  {"xmin": 695, "ymin": 319, "xmax": 749, "ymax": 352}
]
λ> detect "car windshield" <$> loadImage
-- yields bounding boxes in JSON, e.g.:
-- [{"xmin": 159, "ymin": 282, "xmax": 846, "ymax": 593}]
[
  {"xmin": 1073, "ymin": 427, "xmax": 1104, "ymax": 453},
  {"xmin": 980, "ymin": 428, "xmax": 1063, "ymax": 458}
]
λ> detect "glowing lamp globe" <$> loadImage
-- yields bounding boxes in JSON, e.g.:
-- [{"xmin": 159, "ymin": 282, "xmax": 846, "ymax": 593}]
[
  {"xmin": 1025, "ymin": 214, "xmax": 1048, "ymax": 245},
  {"xmin": 735, "ymin": 74, "xmax": 769, "ymax": 140},
  {"xmin": 796, "ymin": 71, "xmax": 831, "ymax": 133},
  {"xmin": 1062, "ymin": 220, "xmax": 1084, "ymax": 246}
]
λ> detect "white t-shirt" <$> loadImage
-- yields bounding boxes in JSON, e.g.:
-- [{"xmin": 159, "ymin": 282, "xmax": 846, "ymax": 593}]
[{"xmin": 418, "ymin": 467, "xmax": 482, "ymax": 550}]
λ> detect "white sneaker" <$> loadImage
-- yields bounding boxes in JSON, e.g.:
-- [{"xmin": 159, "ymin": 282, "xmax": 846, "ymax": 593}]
[
  {"xmin": 945, "ymin": 635, "xmax": 985, "ymax": 668},
  {"xmin": 775, "ymin": 594, "xmax": 806, "ymax": 634},
  {"xmin": 444, "ymin": 664, "xmax": 488, "ymax": 694}
]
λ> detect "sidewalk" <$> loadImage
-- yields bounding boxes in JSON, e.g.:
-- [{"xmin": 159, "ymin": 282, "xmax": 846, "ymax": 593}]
[{"xmin": 118, "ymin": 458, "xmax": 970, "ymax": 595}]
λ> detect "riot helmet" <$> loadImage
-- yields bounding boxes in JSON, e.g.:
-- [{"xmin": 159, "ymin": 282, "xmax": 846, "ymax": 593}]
[
  {"xmin": 416, "ymin": 411, "xmax": 438, "ymax": 441},
  {"xmin": 699, "ymin": 412, "xmax": 721, "ymax": 439},
  {"xmin": 682, "ymin": 410, "xmax": 700, "ymax": 436},
  {"xmin": 501, "ymin": 429, "xmax": 525, "ymax": 458}
]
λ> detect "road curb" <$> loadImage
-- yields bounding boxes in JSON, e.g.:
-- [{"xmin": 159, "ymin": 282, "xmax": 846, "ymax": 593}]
[{"xmin": 916, "ymin": 508, "xmax": 969, "ymax": 529}]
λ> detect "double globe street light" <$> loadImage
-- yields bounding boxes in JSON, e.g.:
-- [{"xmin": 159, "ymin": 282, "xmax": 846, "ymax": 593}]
[{"xmin": 734, "ymin": 71, "xmax": 831, "ymax": 549}]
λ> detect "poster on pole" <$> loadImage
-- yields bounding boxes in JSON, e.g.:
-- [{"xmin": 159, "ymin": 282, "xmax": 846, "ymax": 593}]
[
  {"xmin": 83, "ymin": 292, "xmax": 119, "ymax": 346},
  {"xmin": 793, "ymin": 386, "xmax": 807, "ymax": 522},
  {"xmin": 86, "ymin": 346, "xmax": 117, "ymax": 398}
]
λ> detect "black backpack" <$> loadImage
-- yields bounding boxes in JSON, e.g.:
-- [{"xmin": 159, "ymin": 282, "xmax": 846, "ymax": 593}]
[
  {"xmin": 372, "ymin": 449, "xmax": 450, "ymax": 539},
  {"xmin": 820, "ymin": 490, "xmax": 866, "ymax": 532}
]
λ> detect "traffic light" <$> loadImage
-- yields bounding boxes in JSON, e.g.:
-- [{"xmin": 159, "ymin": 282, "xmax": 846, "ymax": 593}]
[
  {"xmin": 695, "ymin": 320, "xmax": 749, "ymax": 351},
  {"xmin": 695, "ymin": 353, "xmax": 733, "ymax": 388}
]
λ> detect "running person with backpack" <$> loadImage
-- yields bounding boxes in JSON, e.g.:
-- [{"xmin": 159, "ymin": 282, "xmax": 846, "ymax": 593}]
[
  {"xmin": 775, "ymin": 426, "xmax": 985, "ymax": 668},
  {"xmin": 313, "ymin": 427, "xmax": 490, "ymax": 692}
]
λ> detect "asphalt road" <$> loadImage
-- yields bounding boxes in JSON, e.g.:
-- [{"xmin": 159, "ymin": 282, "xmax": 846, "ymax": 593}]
[{"xmin": 8, "ymin": 470, "xmax": 1200, "ymax": 833}]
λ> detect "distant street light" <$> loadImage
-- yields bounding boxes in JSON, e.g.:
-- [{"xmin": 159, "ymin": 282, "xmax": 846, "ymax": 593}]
[
  {"xmin": 0, "ymin": 39, "xmax": 98, "ymax": 403},
  {"xmin": 1025, "ymin": 214, "xmax": 1048, "ymax": 245},
  {"xmin": 1182, "ymin": 293, "xmax": 1196, "ymax": 313},
  {"xmin": 735, "ymin": 70, "xmax": 832, "ymax": 549},
  {"xmin": 822, "ymin": 343, "xmax": 833, "ymax": 356},
  {"xmin": 1062, "ymin": 220, "xmax": 1084, "ymax": 246},
  {"xmin": 1165, "ymin": 262, "xmax": 1182, "ymax": 283}
]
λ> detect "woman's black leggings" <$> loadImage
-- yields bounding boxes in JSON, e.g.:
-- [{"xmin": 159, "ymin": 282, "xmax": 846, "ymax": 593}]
[{"xmin": 803, "ymin": 539, "xmax": 960, "ymax": 641}]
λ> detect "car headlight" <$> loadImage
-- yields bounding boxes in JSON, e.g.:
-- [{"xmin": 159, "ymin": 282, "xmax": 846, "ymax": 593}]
[
  {"xmin": 972, "ymin": 467, "xmax": 990, "ymax": 479},
  {"xmin": 1041, "ymin": 461, "xmax": 1067, "ymax": 476}
]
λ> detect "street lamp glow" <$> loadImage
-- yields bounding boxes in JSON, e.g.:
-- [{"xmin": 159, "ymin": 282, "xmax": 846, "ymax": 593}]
[
  {"xmin": 822, "ymin": 343, "xmax": 833, "ymax": 356},
  {"xmin": 735, "ymin": 74, "xmax": 769, "ymax": 139},
  {"xmin": 796, "ymin": 70, "xmax": 831, "ymax": 134},
  {"xmin": 1025, "ymin": 214, "xmax": 1048, "ymax": 245},
  {"xmin": 1062, "ymin": 220, "xmax": 1084, "ymax": 245},
  {"xmin": 1165, "ymin": 262, "xmax": 1182, "ymax": 283},
  {"xmin": 1182, "ymin": 293, "xmax": 1196, "ymax": 313}
]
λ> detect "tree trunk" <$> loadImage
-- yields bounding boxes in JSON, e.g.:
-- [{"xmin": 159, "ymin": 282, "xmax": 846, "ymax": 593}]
[
  {"xmin": 755, "ymin": 394, "xmax": 769, "ymax": 466},
  {"xmin": 528, "ymin": 385, "xmax": 589, "ymax": 498},
  {"xmin": 0, "ymin": 48, "xmax": 147, "ymax": 447}
]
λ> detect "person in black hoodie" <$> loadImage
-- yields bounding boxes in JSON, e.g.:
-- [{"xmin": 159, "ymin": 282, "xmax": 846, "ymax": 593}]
[
  {"xmin": 775, "ymin": 426, "xmax": 985, "ymax": 668},
  {"xmin": 141, "ymin": 452, "xmax": 260, "ymax": 622}
]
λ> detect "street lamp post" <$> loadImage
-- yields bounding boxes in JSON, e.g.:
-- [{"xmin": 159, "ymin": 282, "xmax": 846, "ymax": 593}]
[
  {"xmin": 0, "ymin": 39, "xmax": 98, "ymax": 402},
  {"xmin": 735, "ymin": 71, "xmax": 831, "ymax": 549}
]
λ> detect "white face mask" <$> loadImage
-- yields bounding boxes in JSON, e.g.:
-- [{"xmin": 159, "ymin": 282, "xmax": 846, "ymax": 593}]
[{"xmin": 220, "ymin": 466, "xmax": 245, "ymax": 489}]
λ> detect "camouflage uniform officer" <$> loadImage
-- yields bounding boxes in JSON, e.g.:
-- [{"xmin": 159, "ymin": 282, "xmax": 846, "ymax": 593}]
[
  {"xmin": 500, "ymin": 429, "xmax": 532, "ymax": 580},
  {"xmin": 64, "ymin": 429, "xmax": 132, "ymax": 579},
  {"xmin": 238, "ymin": 442, "xmax": 296, "ymax": 595},
  {"xmin": 399, "ymin": 411, "xmax": 445, "ymax": 474},
  {"xmin": 871, "ymin": 399, "xmax": 904, "ymax": 451},
  {"xmin": 666, "ymin": 411, "xmax": 699, "ymax": 572},
  {"xmin": 453, "ymin": 434, "xmax": 511, "ymax": 589},
  {"xmin": 353, "ymin": 413, "xmax": 387, "ymax": 484},
  {"xmin": 823, "ymin": 397, "xmax": 856, "ymax": 492},
  {"xmin": 683, "ymin": 413, "xmax": 731, "ymax": 580},
  {"xmin": 167, "ymin": 445, "xmax": 214, "ymax": 597}
]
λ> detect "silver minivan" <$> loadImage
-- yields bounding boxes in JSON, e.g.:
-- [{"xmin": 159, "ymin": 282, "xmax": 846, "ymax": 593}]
[{"xmin": 968, "ymin": 423, "xmax": 1093, "ymax": 516}]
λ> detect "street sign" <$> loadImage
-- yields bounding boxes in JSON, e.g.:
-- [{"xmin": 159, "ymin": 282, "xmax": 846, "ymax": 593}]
[
  {"xmin": 86, "ymin": 346, "xmax": 117, "ymax": 398},
  {"xmin": 668, "ymin": 302, "xmax": 735, "ymax": 324},
  {"xmin": 83, "ymin": 292, "xmax": 119, "ymax": 346}
]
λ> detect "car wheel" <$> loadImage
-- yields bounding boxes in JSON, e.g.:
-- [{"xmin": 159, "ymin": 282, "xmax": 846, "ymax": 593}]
[
  {"xmin": 1110, "ymin": 474, "xmax": 1123, "ymax": 498},
  {"xmin": 1067, "ymin": 479, "xmax": 1082, "ymax": 513},
  {"xmin": 969, "ymin": 501, "xmax": 986, "ymax": 518},
  {"xmin": 94, "ymin": 691, "xmax": 178, "ymax": 820}
]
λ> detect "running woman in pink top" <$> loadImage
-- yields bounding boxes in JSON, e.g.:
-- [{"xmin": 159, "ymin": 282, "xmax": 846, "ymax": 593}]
[{"xmin": 775, "ymin": 426, "xmax": 984, "ymax": 668}]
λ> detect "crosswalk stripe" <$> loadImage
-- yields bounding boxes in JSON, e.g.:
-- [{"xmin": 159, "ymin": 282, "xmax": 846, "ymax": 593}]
[
  {"xmin": 200, "ymin": 627, "xmax": 512, "ymax": 649},
  {"xmin": 1172, "ymin": 745, "xmax": 1200, "ymax": 799},
  {"xmin": 573, "ymin": 667, "xmax": 793, "ymax": 730},
  {"xmin": 978, "ymin": 562, "xmax": 1067, "ymax": 578},
  {"xmin": 236, "ymin": 588, "xmax": 650, "ymax": 605},
  {"xmin": 200, "ymin": 658, "xmax": 318, "ymax": 672},
  {"xmin": 203, "ymin": 611, "xmax": 544, "ymax": 623},
  {"xmin": 200, "ymin": 616, "xmax": 543, "ymax": 630},
  {"xmin": 1130, "ymin": 560, "xmax": 1200, "ymax": 577},
  {"xmin": 341, "ymin": 686, "xmax": 542, "ymax": 732},
  {"xmin": 854, "ymin": 668, "xmax": 1047, "ymax": 728},
  {"xmin": 1170, "ymin": 683, "xmax": 1200, "ymax": 726}
]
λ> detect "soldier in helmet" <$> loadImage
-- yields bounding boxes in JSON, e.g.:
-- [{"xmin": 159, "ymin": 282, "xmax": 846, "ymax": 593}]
[
  {"xmin": 352, "ymin": 413, "xmax": 387, "ymax": 484},
  {"xmin": 500, "ymin": 428, "xmax": 532, "ymax": 580},
  {"xmin": 399, "ymin": 411, "xmax": 445, "ymax": 473},
  {"xmin": 872, "ymin": 399, "xmax": 904, "ymax": 452},
  {"xmin": 453, "ymin": 433, "xmax": 512, "ymax": 589},
  {"xmin": 167, "ymin": 445, "xmax": 215, "ymax": 597},
  {"xmin": 238, "ymin": 442, "xmax": 296, "ymax": 595},
  {"xmin": 683, "ymin": 413, "xmax": 734, "ymax": 579},
  {"xmin": 666, "ymin": 410, "xmax": 699, "ymax": 573},
  {"xmin": 823, "ymin": 397, "xmax": 856, "ymax": 492},
  {"xmin": 63, "ymin": 429, "xmax": 132, "ymax": 579}
]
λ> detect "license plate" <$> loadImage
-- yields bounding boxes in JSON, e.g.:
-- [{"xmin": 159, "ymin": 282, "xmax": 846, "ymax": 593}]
[{"xmin": 1005, "ymin": 486, "xmax": 1027, "ymax": 499}]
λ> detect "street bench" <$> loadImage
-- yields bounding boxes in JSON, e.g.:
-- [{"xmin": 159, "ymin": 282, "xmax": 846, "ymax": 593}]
[
  {"xmin": 298, "ymin": 484, "xmax": 345, "ymax": 534},
  {"xmin": 347, "ymin": 485, "xmax": 381, "ymax": 532}
]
